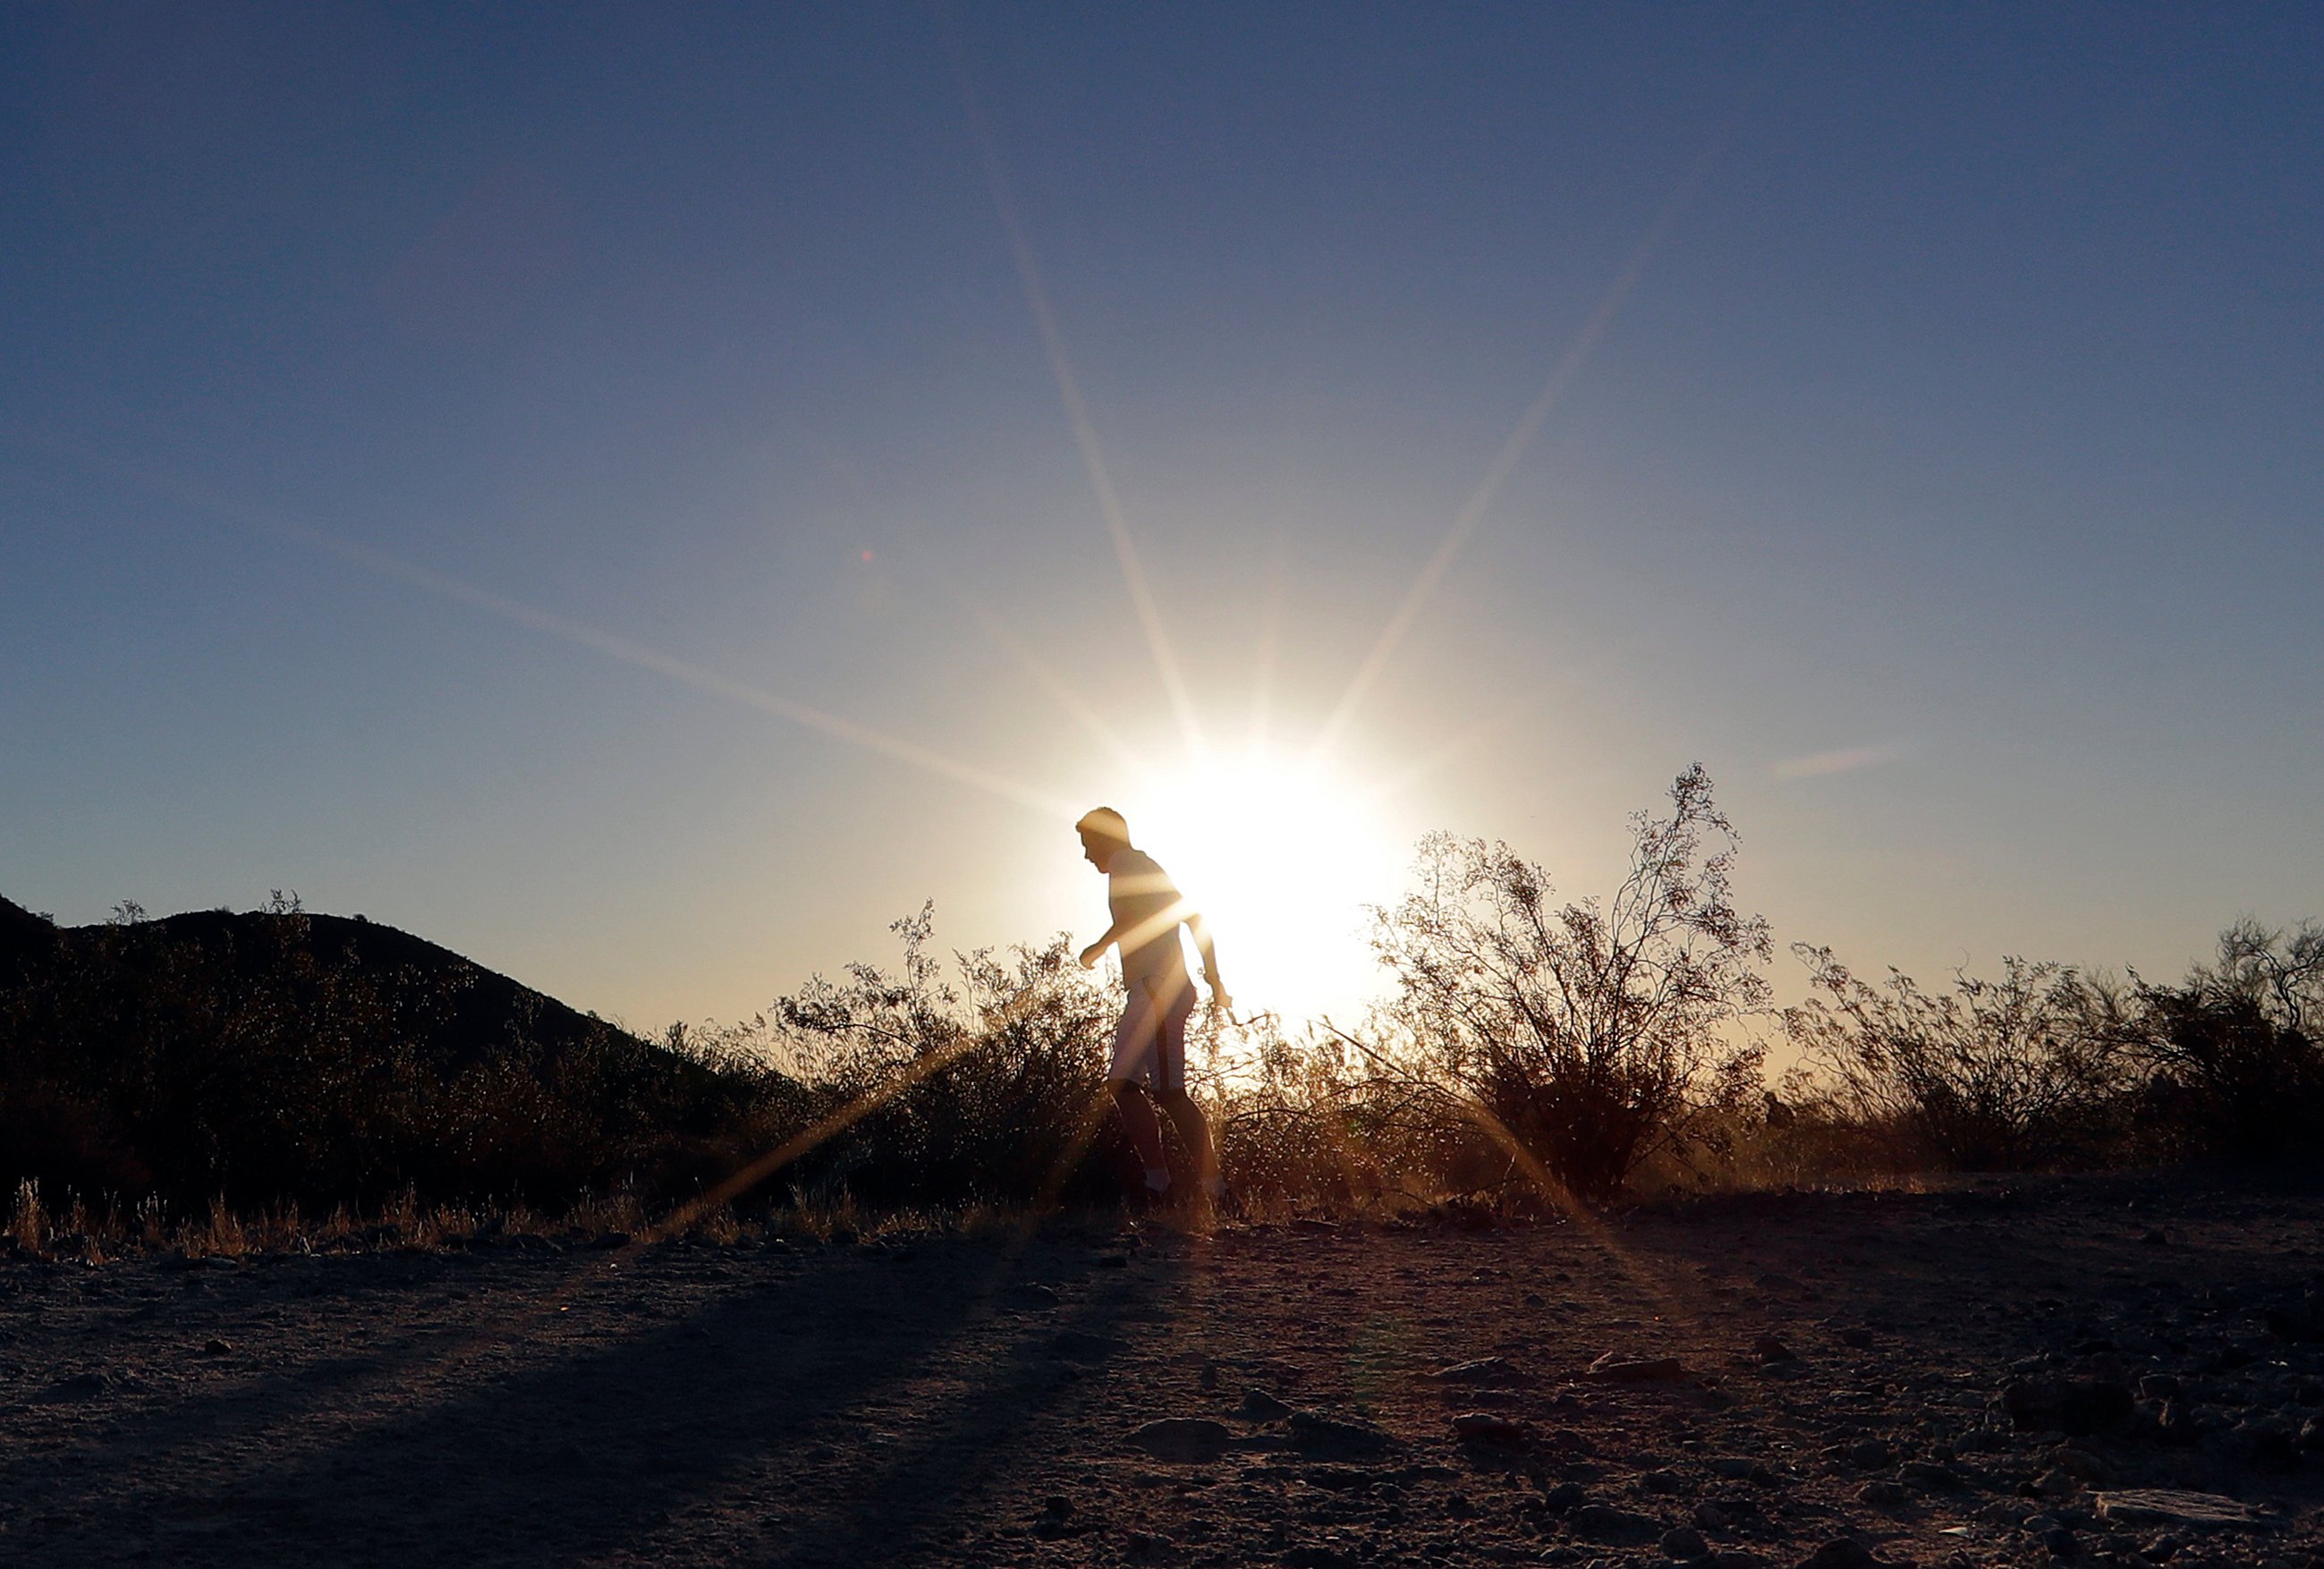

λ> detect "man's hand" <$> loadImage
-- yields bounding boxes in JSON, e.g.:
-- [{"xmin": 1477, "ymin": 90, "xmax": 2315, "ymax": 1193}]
[
  {"xmin": 1211, "ymin": 988, "xmax": 1235, "ymax": 1017},
  {"xmin": 1078, "ymin": 942, "xmax": 1106, "ymax": 971}
]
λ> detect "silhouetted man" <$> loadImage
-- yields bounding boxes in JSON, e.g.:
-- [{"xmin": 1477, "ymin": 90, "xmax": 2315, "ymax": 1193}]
[{"xmin": 1075, "ymin": 807, "xmax": 1230, "ymax": 1208}]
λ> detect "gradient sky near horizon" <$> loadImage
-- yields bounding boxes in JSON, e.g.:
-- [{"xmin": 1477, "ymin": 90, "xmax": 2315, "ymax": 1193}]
[{"xmin": 4, "ymin": 4, "xmax": 2320, "ymax": 1032}]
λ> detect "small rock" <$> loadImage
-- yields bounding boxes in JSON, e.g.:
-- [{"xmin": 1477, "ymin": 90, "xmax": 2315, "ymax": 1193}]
[
  {"xmin": 2040, "ymin": 1524, "xmax": 2078, "ymax": 1557},
  {"xmin": 1752, "ymin": 1335, "xmax": 1798, "ymax": 1364},
  {"xmin": 1128, "ymin": 1418, "xmax": 1233, "ymax": 1463},
  {"xmin": 2092, "ymin": 1488, "xmax": 2281, "ymax": 1530},
  {"xmin": 1429, "ymin": 1355, "xmax": 1536, "ymax": 1387},
  {"xmin": 1899, "ymin": 1459, "xmax": 1964, "ymax": 1491},
  {"xmin": 2044, "ymin": 1447, "xmax": 2108, "ymax": 1486},
  {"xmin": 200, "ymin": 1337, "xmax": 232, "ymax": 1356},
  {"xmin": 1586, "ymin": 1352, "xmax": 1691, "ymax": 1383},
  {"xmin": 1662, "ymin": 1524, "xmax": 1710, "ymax": 1559},
  {"xmin": 1794, "ymin": 1540, "xmax": 1881, "ymax": 1569},
  {"xmin": 34, "ymin": 1371, "xmax": 109, "ymax": 1404},
  {"xmin": 1241, "ymin": 1387, "xmax": 1293, "ymax": 1421},
  {"xmin": 1051, "ymin": 1329, "xmax": 1124, "ymax": 1361},
  {"xmin": 1571, "ymin": 1503, "xmax": 1659, "ymax": 1543},
  {"xmin": 1692, "ymin": 1500, "xmax": 1730, "ymax": 1531},
  {"xmin": 1841, "ymin": 1438, "xmax": 1895, "ymax": 1471},
  {"xmin": 1709, "ymin": 1455, "xmax": 1773, "ymax": 1482},
  {"xmin": 1287, "ymin": 1411, "xmax": 1396, "ymax": 1458},
  {"xmin": 1856, "ymin": 1480, "xmax": 1908, "ymax": 1507},
  {"xmin": 1542, "ymin": 1480, "xmax": 1588, "ymax": 1513},
  {"xmin": 1003, "ymin": 1282, "xmax": 1059, "ymax": 1310},
  {"xmin": 2003, "ymin": 1376, "xmax": 2133, "ymax": 1436},
  {"xmin": 1449, "ymin": 1411, "xmax": 1530, "ymax": 1447},
  {"xmin": 1282, "ymin": 1548, "xmax": 1355, "ymax": 1569},
  {"xmin": 1838, "ymin": 1327, "xmax": 1875, "ymax": 1348}
]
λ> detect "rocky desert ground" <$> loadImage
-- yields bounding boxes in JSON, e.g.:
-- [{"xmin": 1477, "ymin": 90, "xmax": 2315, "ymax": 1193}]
[{"xmin": 4, "ymin": 1173, "xmax": 2321, "ymax": 1568}]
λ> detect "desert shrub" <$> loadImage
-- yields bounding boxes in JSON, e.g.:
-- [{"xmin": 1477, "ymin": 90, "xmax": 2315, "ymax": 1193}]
[
  {"xmin": 2125, "ymin": 920, "xmax": 2324, "ymax": 1163},
  {"xmin": 1366, "ymin": 766, "xmax": 1772, "ymax": 1203},
  {"xmin": 742, "ymin": 906, "xmax": 1133, "ymax": 1209},
  {"xmin": 1781, "ymin": 948, "xmax": 2127, "ymax": 1170}
]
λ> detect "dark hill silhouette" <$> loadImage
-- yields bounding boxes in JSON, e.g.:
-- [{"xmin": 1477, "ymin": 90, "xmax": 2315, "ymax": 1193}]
[
  {"xmin": 0, "ymin": 896, "xmax": 788, "ymax": 1210},
  {"xmin": 0, "ymin": 894, "xmax": 55, "ymax": 971}
]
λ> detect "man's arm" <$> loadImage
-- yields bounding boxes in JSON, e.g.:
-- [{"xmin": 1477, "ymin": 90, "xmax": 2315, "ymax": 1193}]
[
  {"xmin": 1078, "ymin": 919, "xmax": 1126, "ymax": 971},
  {"xmin": 1186, "ymin": 910, "xmax": 1230, "ymax": 1012}
]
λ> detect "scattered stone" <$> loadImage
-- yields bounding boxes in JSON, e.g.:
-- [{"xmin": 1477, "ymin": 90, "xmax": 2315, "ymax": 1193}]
[
  {"xmin": 32, "ymin": 1370, "xmax": 109, "ymax": 1403},
  {"xmin": 2002, "ymin": 1376, "xmax": 2133, "ymax": 1435},
  {"xmin": 2044, "ymin": 1447, "xmax": 2108, "ymax": 1485},
  {"xmin": 1002, "ymin": 1282, "xmax": 1059, "ymax": 1310},
  {"xmin": 1899, "ymin": 1459, "xmax": 1965, "ymax": 1491},
  {"xmin": 1287, "ymin": 1411, "xmax": 1396, "ymax": 1458},
  {"xmin": 200, "ymin": 1337, "xmax": 233, "ymax": 1356},
  {"xmin": 1856, "ymin": 1480, "xmax": 1908, "ymax": 1507},
  {"xmin": 1128, "ymin": 1417, "xmax": 1233, "ymax": 1463},
  {"xmin": 1051, "ymin": 1330, "xmax": 1124, "ymax": 1361},
  {"xmin": 2092, "ymin": 1489, "xmax": 2282, "ymax": 1530},
  {"xmin": 1585, "ymin": 1352, "xmax": 1690, "ymax": 1383},
  {"xmin": 1692, "ymin": 1500, "xmax": 1730, "ymax": 1531},
  {"xmin": 1541, "ymin": 1480, "xmax": 1588, "ymax": 1513},
  {"xmin": 1448, "ymin": 1411, "xmax": 1530, "ymax": 1447},
  {"xmin": 1838, "ymin": 1327, "xmax": 1875, "ymax": 1348},
  {"xmin": 1662, "ymin": 1524, "xmax": 1710, "ymax": 1559},
  {"xmin": 1794, "ymin": 1539, "xmax": 1881, "ymax": 1569},
  {"xmin": 1241, "ymin": 1387, "xmax": 1293, "ymax": 1421},
  {"xmin": 1752, "ymin": 1334, "xmax": 1798, "ymax": 1364},
  {"xmin": 1570, "ymin": 1502, "xmax": 1659, "ymax": 1543},
  {"xmin": 1429, "ymin": 1355, "xmax": 1535, "ymax": 1387},
  {"xmin": 1281, "ymin": 1548, "xmax": 1355, "ymax": 1569},
  {"xmin": 1709, "ymin": 1455, "xmax": 1774, "ymax": 1483}
]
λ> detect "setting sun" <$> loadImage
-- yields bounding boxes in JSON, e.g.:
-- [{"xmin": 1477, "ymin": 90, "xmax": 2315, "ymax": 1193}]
[{"xmin": 1127, "ymin": 742, "xmax": 1404, "ymax": 1027}]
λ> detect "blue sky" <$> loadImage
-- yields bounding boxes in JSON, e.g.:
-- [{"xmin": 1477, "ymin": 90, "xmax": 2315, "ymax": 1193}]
[{"xmin": 4, "ymin": 4, "xmax": 2319, "ymax": 1030}]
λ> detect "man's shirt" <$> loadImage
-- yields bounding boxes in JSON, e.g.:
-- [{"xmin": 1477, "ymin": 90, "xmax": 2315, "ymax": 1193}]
[{"xmin": 1107, "ymin": 847, "xmax": 1192, "ymax": 992}]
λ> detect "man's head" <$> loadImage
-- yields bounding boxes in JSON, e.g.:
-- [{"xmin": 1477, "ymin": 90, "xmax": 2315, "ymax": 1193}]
[{"xmin": 1076, "ymin": 807, "xmax": 1131, "ymax": 872}]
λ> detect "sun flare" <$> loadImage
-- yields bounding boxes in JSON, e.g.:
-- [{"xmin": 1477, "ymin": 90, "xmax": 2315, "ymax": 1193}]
[{"xmin": 1128, "ymin": 743, "xmax": 1403, "ymax": 1028}]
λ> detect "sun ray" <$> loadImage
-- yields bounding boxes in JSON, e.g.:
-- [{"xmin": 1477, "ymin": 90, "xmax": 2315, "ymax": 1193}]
[
  {"xmin": 953, "ymin": 586, "xmax": 1155, "ymax": 784},
  {"xmin": 22, "ymin": 437, "xmax": 1082, "ymax": 821},
  {"xmin": 946, "ymin": 30, "xmax": 1208, "ymax": 759},
  {"xmin": 1305, "ymin": 126, "xmax": 1741, "ymax": 769}
]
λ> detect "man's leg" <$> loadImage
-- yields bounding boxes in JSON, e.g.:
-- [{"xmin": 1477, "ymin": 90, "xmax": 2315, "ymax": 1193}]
[
  {"xmin": 1152, "ymin": 987, "xmax": 1223, "ymax": 1200},
  {"xmin": 1110, "ymin": 1081, "xmax": 1170, "ymax": 1183},
  {"xmin": 1108, "ymin": 986, "xmax": 1174, "ymax": 1196},
  {"xmin": 1157, "ymin": 1088, "xmax": 1217, "ymax": 1193}
]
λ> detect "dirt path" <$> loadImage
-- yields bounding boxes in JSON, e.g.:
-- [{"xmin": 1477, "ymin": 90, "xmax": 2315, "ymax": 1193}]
[{"xmin": 4, "ymin": 1175, "xmax": 2320, "ymax": 1567}]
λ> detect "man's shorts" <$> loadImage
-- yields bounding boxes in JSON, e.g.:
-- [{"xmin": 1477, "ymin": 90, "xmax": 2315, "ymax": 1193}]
[{"xmin": 1109, "ymin": 978, "xmax": 1196, "ymax": 1095}]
